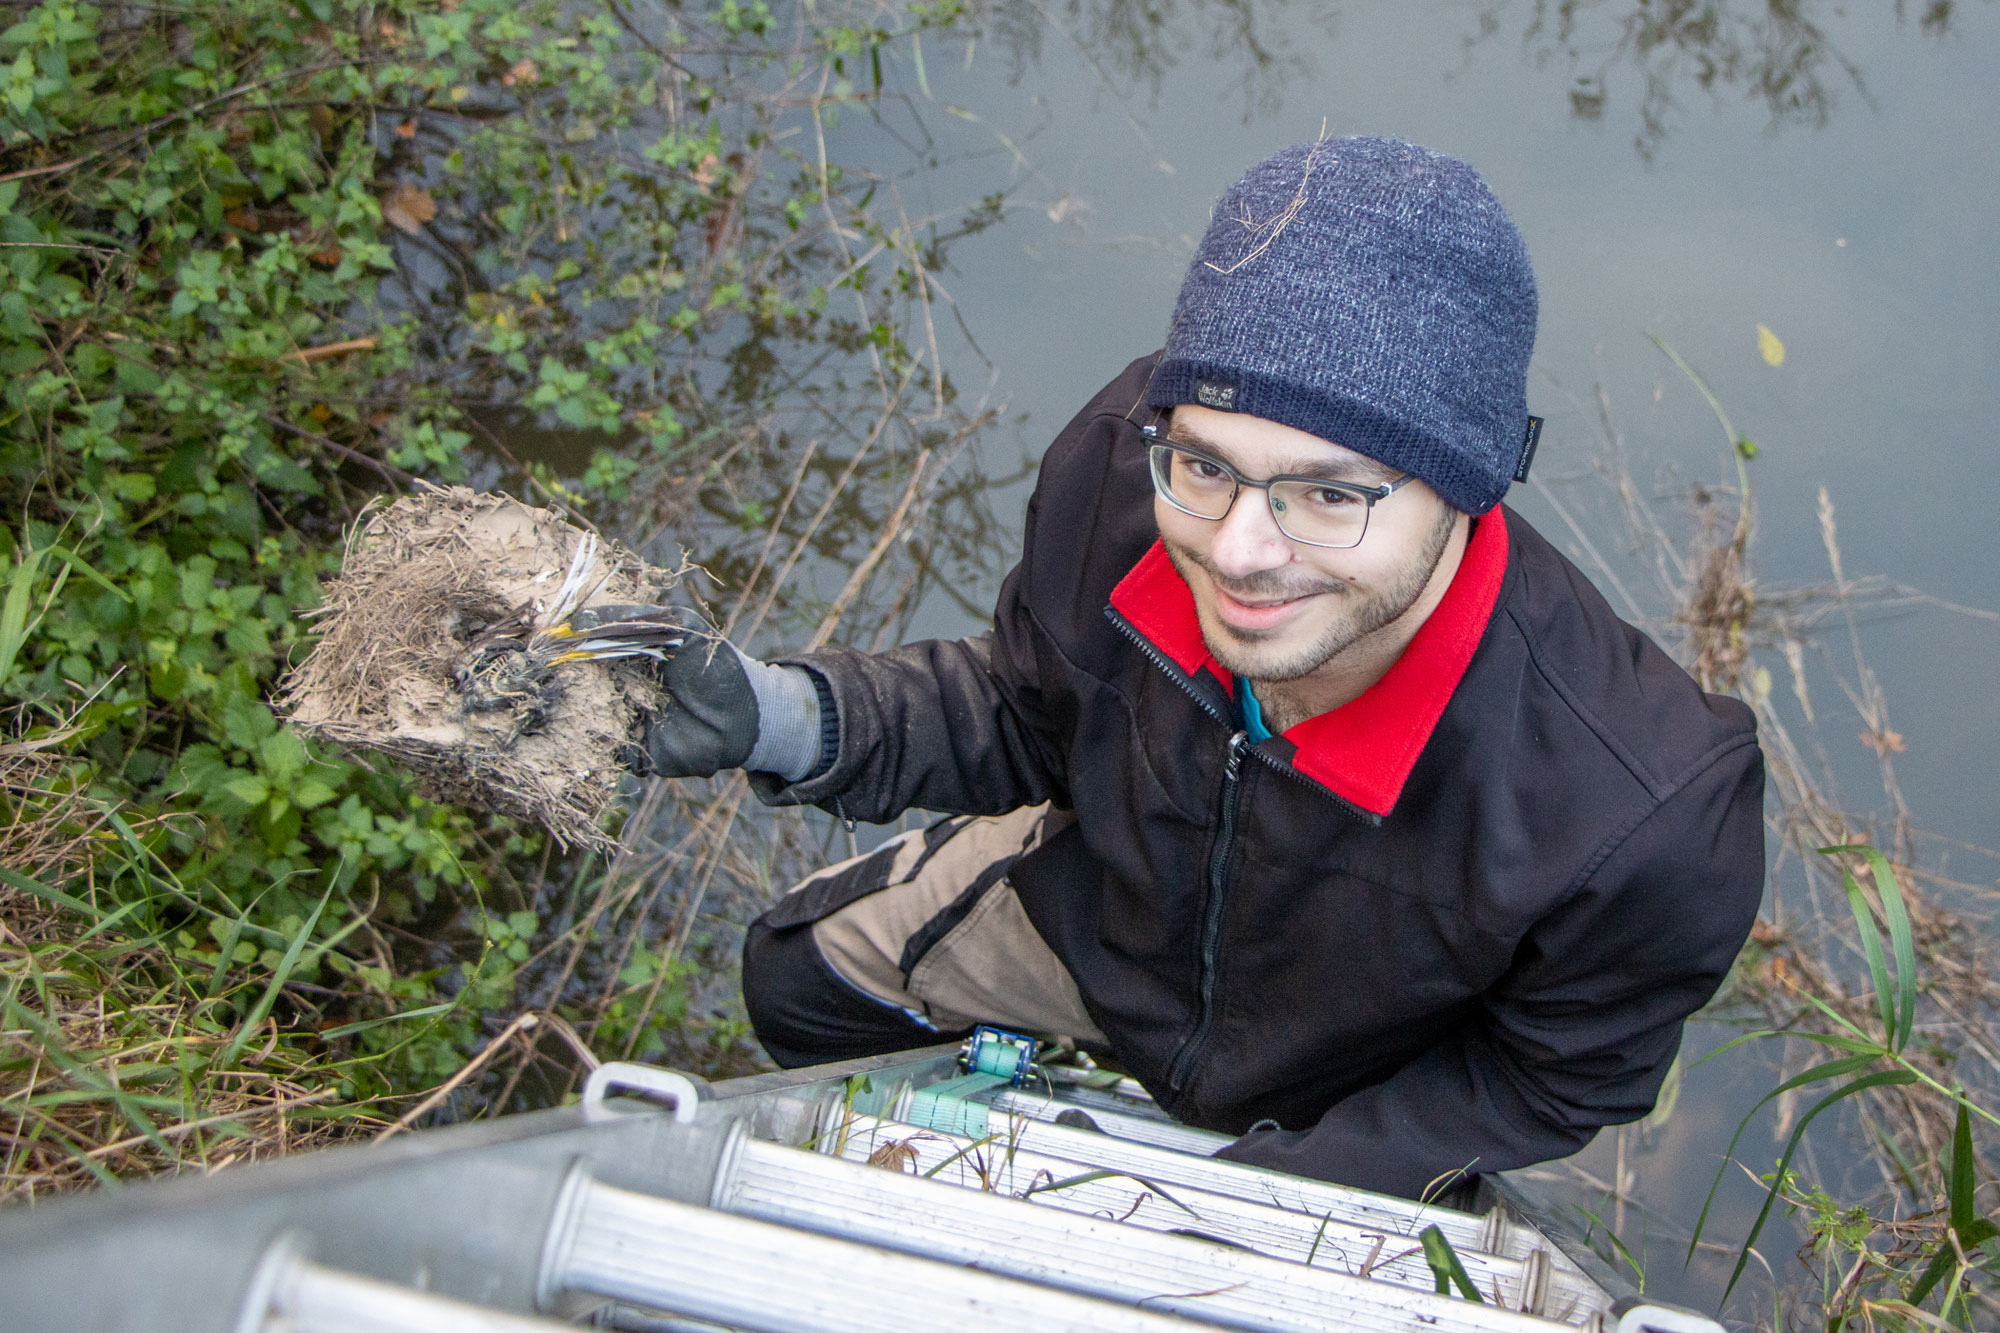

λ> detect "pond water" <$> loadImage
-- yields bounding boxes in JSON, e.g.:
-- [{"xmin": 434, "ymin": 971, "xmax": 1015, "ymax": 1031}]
[{"xmin": 796, "ymin": 0, "xmax": 2000, "ymax": 1312}]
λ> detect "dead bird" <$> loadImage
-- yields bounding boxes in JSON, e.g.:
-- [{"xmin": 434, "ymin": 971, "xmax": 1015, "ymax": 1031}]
[{"xmin": 454, "ymin": 534, "xmax": 686, "ymax": 727}]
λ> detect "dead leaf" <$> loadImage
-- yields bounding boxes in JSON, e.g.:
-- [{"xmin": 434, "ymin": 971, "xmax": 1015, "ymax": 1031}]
[
  {"xmin": 395, "ymin": 118, "xmax": 417, "ymax": 140},
  {"xmin": 224, "ymin": 207, "xmax": 260, "ymax": 233},
  {"xmin": 308, "ymin": 247, "xmax": 344, "ymax": 269},
  {"xmin": 866, "ymin": 1138, "xmax": 919, "ymax": 1173},
  {"xmin": 691, "ymin": 152, "xmax": 720, "ymax": 189},
  {"xmin": 1860, "ymin": 727, "xmax": 1907, "ymax": 756},
  {"xmin": 381, "ymin": 183, "xmax": 436, "ymax": 236},
  {"xmin": 502, "ymin": 59, "xmax": 538, "ymax": 87},
  {"xmin": 307, "ymin": 403, "xmax": 332, "ymax": 424}
]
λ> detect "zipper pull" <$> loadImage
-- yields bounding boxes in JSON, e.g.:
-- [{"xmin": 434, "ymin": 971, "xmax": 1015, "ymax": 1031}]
[{"xmin": 1224, "ymin": 730, "xmax": 1248, "ymax": 781}]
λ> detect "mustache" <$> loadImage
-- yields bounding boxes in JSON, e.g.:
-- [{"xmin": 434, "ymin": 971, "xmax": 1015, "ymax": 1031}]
[{"xmin": 1164, "ymin": 541, "xmax": 1349, "ymax": 602}]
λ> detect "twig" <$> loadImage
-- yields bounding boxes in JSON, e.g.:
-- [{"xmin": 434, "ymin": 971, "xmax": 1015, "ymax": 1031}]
[
  {"xmin": 277, "ymin": 337, "xmax": 378, "ymax": 366},
  {"xmin": 374, "ymin": 1011, "xmax": 539, "ymax": 1140},
  {"xmin": 257, "ymin": 410, "xmax": 417, "ymax": 489}
]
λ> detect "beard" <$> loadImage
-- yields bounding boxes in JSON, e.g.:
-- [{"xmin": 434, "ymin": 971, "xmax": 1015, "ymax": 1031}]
[{"xmin": 1163, "ymin": 505, "xmax": 1459, "ymax": 684}]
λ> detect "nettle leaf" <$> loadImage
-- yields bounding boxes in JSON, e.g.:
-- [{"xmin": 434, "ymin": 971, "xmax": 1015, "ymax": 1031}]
[
  {"xmin": 223, "ymin": 773, "xmax": 270, "ymax": 807},
  {"xmin": 258, "ymin": 729, "xmax": 307, "ymax": 782},
  {"xmin": 291, "ymin": 777, "xmax": 339, "ymax": 810},
  {"xmin": 220, "ymin": 696, "xmax": 279, "ymax": 751}
]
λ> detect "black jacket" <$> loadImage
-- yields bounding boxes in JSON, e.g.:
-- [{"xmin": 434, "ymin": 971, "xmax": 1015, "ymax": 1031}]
[{"xmin": 770, "ymin": 355, "xmax": 1766, "ymax": 1199}]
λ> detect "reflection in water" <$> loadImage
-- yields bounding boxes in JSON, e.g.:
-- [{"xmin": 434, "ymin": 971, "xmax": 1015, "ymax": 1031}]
[
  {"xmin": 973, "ymin": 0, "xmax": 1331, "ymax": 113},
  {"xmin": 1472, "ymin": 0, "xmax": 1970, "ymax": 156}
]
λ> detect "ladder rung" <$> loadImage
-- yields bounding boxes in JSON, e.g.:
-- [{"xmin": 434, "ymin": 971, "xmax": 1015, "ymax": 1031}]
[
  {"xmin": 542, "ymin": 1172, "xmax": 1224, "ymax": 1333},
  {"xmin": 246, "ymin": 1247, "xmax": 577, "ymax": 1333},
  {"xmin": 835, "ymin": 1109, "xmax": 1578, "ymax": 1274},
  {"xmin": 724, "ymin": 1135, "xmax": 1596, "ymax": 1333},
  {"xmin": 819, "ymin": 1124, "xmax": 1599, "ymax": 1322}
]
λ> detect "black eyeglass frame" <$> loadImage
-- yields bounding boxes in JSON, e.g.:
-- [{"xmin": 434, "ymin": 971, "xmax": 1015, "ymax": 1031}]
[{"xmin": 1141, "ymin": 424, "xmax": 1416, "ymax": 551}]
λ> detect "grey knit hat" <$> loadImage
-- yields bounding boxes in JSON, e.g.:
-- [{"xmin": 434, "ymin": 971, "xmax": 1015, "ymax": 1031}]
[{"xmin": 1147, "ymin": 136, "xmax": 1538, "ymax": 515}]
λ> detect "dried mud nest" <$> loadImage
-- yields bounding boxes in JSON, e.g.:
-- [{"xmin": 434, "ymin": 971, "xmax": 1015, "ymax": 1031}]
[{"xmin": 282, "ymin": 486, "xmax": 685, "ymax": 851}]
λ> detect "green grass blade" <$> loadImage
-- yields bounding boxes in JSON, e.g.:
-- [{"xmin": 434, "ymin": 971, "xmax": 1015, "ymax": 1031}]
[
  {"xmin": 1687, "ymin": 1052, "xmax": 1881, "ymax": 1266},
  {"xmin": 1719, "ymin": 1070, "xmax": 1920, "ymax": 1304},
  {"xmin": 1305, "ymin": 1210, "xmax": 1334, "ymax": 1267},
  {"xmin": 918, "ymin": 1131, "xmax": 1002, "ymax": 1179},
  {"xmin": 1837, "ymin": 863, "xmax": 1897, "ymax": 1043},
  {"xmin": 0, "ymin": 865, "xmax": 106, "ymax": 922},
  {"xmin": 1905, "ymin": 1219, "xmax": 1995, "ymax": 1311},
  {"xmin": 1022, "ymin": 1168, "xmax": 1201, "ymax": 1218},
  {"xmin": 1574, "ymin": 1206, "xmax": 1647, "ymax": 1291},
  {"xmin": 43, "ymin": 543, "xmax": 127, "ymax": 602},
  {"xmin": 0, "ymin": 543, "xmax": 50, "ymax": 684},
  {"xmin": 1950, "ymin": 1098, "xmax": 1976, "ymax": 1236},
  {"xmin": 2, "ymin": 993, "xmax": 173, "ymax": 1166},
  {"xmin": 1420, "ymin": 1224, "xmax": 1485, "ymax": 1302},
  {"xmin": 1690, "ymin": 1028, "xmax": 1782, "ymax": 1069},
  {"xmin": 218, "ymin": 883, "xmax": 332, "ymax": 1069},
  {"xmin": 1908, "ymin": 1243, "xmax": 1961, "ymax": 1309},
  {"xmin": 206, "ymin": 907, "xmax": 251, "ymax": 1001},
  {"xmin": 1858, "ymin": 846, "xmax": 1918, "ymax": 1053}
]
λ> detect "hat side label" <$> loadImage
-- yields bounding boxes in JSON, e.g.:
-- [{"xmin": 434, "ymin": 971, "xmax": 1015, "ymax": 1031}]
[{"xmin": 1194, "ymin": 380, "xmax": 1238, "ymax": 410}]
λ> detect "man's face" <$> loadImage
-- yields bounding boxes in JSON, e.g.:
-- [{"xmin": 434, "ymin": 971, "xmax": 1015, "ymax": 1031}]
[{"xmin": 1156, "ymin": 406, "xmax": 1462, "ymax": 685}]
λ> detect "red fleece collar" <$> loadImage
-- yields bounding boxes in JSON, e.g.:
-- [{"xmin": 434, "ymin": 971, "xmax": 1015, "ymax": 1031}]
[{"xmin": 1107, "ymin": 511, "xmax": 1509, "ymax": 817}]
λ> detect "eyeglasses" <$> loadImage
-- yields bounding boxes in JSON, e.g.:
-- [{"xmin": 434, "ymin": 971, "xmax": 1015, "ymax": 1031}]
[{"xmin": 1143, "ymin": 425, "xmax": 1415, "ymax": 550}]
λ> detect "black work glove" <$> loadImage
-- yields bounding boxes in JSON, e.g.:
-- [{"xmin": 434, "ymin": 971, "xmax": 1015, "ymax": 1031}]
[
  {"xmin": 583, "ymin": 605, "xmax": 827, "ymax": 781},
  {"xmin": 644, "ymin": 632, "xmax": 761, "ymax": 779}
]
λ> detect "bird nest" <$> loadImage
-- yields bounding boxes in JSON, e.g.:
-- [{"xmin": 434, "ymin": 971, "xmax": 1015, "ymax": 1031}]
[{"xmin": 281, "ymin": 486, "xmax": 686, "ymax": 851}]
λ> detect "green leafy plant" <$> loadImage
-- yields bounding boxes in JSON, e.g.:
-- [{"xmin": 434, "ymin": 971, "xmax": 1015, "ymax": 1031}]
[
  {"xmin": 1690, "ymin": 845, "xmax": 1999, "ymax": 1325},
  {"xmin": 0, "ymin": 0, "xmax": 1006, "ymax": 1194}
]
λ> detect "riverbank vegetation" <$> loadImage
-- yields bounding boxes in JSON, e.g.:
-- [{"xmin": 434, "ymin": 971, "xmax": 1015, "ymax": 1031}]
[
  {"xmin": 0, "ymin": 0, "xmax": 1007, "ymax": 1198},
  {"xmin": 1534, "ymin": 345, "xmax": 2000, "ymax": 1327}
]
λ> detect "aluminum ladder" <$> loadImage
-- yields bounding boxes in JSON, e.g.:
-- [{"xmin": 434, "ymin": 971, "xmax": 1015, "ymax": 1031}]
[{"xmin": 0, "ymin": 1033, "xmax": 1721, "ymax": 1333}]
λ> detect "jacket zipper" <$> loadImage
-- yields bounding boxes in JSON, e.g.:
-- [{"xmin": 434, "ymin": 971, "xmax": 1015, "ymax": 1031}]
[
  {"xmin": 1104, "ymin": 606, "xmax": 1378, "ymax": 824},
  {"xmin": 1104, "ymin": 603, "xmax": 1381, "ymax": 1096},
  {"xmin": 1168, "ymin": 729, "xmax": 1247, "ymax": 1093}
]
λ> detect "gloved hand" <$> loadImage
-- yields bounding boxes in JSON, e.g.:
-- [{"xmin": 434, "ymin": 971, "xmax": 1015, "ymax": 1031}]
[
  {"xmin": 645, "ymin": 626, "xmax": 762, "ymax": 778},
  {"xmin": 579, "ymin": 606, "xmax": 826, "ymax": 781}
]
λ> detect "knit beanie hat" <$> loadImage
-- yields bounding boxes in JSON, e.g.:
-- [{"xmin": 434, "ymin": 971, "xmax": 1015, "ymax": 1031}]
[{"xmin": 1147, "ymin": 136, "xmax": 1538, "ymax": 515}]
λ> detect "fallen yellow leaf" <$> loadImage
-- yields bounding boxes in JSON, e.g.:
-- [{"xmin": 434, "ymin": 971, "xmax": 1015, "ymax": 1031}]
[{"xmin": 1757, "ymin": 323, "xmax": 1785, "ymax": 367}]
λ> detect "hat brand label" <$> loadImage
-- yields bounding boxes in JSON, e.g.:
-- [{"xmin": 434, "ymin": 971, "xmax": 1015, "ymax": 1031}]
[{"xmin": 1194, "ymin": 380, "xmax": 1237, "ymax": 410}]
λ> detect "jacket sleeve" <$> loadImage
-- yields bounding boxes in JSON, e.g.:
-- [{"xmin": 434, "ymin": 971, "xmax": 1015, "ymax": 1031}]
[{"xmin": 1216, "ymin": 738, "xmax": 1766, "ymax": 1200}]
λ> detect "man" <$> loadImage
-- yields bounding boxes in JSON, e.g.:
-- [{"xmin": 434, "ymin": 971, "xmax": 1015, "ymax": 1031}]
[{"xmin": 641, "ymin": 136, "xmax": 1767, "ymax": 1201}]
